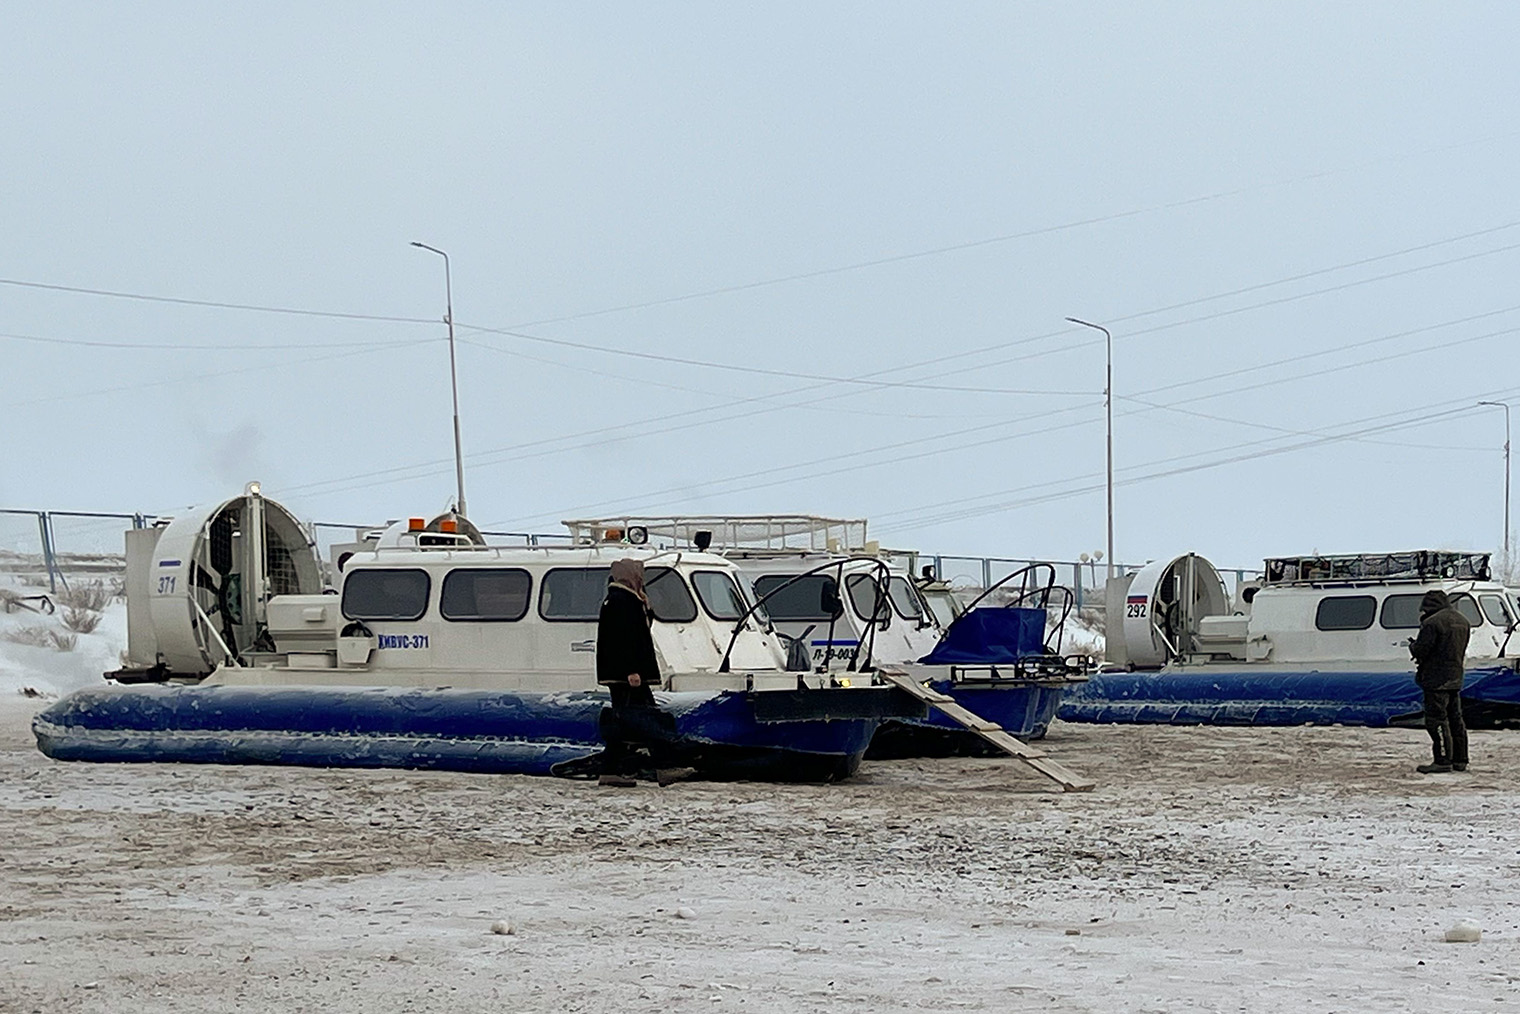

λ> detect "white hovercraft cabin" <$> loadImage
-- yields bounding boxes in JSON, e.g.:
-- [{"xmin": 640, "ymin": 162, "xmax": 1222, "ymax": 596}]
[
  {"xmin": 561, "ymin": 515, "xmax": 945, "ymax": 670},
  {"xmin": 117, "ymin": 494, "xmax": 825, "ymax": 692},
  {"xmin": 1107, "ymin": 550, "xmax": 1519, "ymax": 670}
]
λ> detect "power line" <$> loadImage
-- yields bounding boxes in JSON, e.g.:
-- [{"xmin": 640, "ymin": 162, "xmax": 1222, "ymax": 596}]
[
  {"xmin": 0, "ymin": 277, "xmax": 435, "ymax": 324},
  {"xmin": 9, "ymin": 340, "xmax": 440, "ymax": 410},
  {"xmin": 878, "ymin": 393, "xmax": 1520, "ymax": 533},
  {"xmin": 0, "ymin": 330, "xmax": 429, "ymax": 351},
  {"xmin": 493, "ymin": 133, "xmax": 1520, "ymax": 329},
  {"xmin": 455, "ymin": 322, "xmax": 1095, "ymax": 396},
  {"xmin": 497, "ymin": 315, "xmax": 1520, "ymax": 526},
  {"xmin": 449, "ymin": 236, "xmax": 1520, "ymax": 390},
  {"xmin": 295, "ymin": 299, "xmax": 1520, "ymax": 510},
  {"xmin": 873, "ymin": 346, "xmax": 1520, "ymax": 528},
  {"xmin": 457, "ymin": 338, "xmax": 975, "ymax": 421},
  {"xmin": 283, "ymin": 227, "xmax": 1520, "ymax": 502},
  {"xmin": 885, "ymin": 239, "xmax": 1520, "ymax": 388}
]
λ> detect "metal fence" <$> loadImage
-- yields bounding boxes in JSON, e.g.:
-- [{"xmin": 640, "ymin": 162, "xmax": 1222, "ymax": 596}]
[
  {"xmin": 922, "ymin": 555, "xmax": 1262, "ymax": 611},
  {"xmin": 0, "ymin": 509, "xmax": 154, "ymax": 593},
  {"xmin": 924, "ymin": 555, "xmax": 1135, "ymax": 612},
  {"xmin": 3, "ymin": 507, "xmax": 1261, "ymax": 608},
  {"xmin": 0, "ymin": 509, "xmax": 582, "ymax": 593}
]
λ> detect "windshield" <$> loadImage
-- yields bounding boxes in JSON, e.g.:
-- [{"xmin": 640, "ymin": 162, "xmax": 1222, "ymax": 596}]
[
  {"xmin": 1453, "ymin": 593, "xmax": 1483, "ymax": 627},
  {"xmin": 887, "ymin": 576, "xmax": 924, "ymax": 619},
  {"xmin": 844, "ymin": 573, "xmax": 890, "ymax": 622},
  {"xmin": 692, "ymin": 570, "xmax": 746, "ymax": 621},
  {"xmin": 920, "ymin": 589, "xmax": 961, "ymax": 627},
  {"xmin": 1481, "ymin": 593, "xmax": 1514, "ymax": 627},
  {"xmin": 752, "ymin": 574, "xmax": 841, "ymax": 622}
]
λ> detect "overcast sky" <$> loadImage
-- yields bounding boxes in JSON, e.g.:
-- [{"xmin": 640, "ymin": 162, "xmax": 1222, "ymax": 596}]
[{"xmin": 4, "ymin": 3, "xmax": 1519, "ymax": 574}]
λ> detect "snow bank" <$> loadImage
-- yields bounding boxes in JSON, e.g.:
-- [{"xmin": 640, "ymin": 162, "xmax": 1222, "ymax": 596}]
[{"xmin": 0, "ymin": 575, "xmax": 125, "ymax": 708}]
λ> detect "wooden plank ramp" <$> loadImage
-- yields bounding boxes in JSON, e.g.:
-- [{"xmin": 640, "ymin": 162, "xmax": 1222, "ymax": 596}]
[{"xmin": 878, "ymin": 668, "xmax": 1095, "ymax": 792}]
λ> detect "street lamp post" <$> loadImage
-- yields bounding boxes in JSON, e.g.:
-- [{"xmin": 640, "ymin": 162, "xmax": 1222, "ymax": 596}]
[
  {"xmin": 411, "ymin": 241, "xmax": 468, "ymax": 519},
  {"xmin": 1066, "ymin": 317, "xmax": 1114, "ymax": 579},
  {"xmin": 1478, "ymin": 400, "xmax": 1511, "ymax": 568}
]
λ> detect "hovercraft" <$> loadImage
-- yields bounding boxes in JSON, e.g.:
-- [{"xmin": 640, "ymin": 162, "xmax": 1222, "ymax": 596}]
[
  {"xmin": 1062, "ymin": 551, "xmax": 1520, "ymax": 728},
  {"xmin": 562, "ymin": 517, "xmax": 1089, "ymax": 757},
  {"xmin": 32, "ymin": 487, "xmax": 921, "ymax": 781}
]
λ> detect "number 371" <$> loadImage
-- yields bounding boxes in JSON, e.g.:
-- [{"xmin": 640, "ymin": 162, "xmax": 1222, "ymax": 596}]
[{"xmin": 157, "ymin": 575, "xmax": 176, "ymax": 594}]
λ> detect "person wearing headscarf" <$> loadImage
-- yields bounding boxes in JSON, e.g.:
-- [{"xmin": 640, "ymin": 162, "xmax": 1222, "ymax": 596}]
[
  {"xmin": 598, "ymin": 558, "xmax": 660, "ymax": 706},
  {"xmin": 593, "ymin": 559, "xmax": 664, "ymax": 783},
  {"xmin": 1409, "ymin": 589, "xmax": 1471, "ymax": 773}
]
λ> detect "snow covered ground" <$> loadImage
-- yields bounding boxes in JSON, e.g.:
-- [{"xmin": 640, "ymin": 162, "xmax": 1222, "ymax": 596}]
[
  {"xmin": 0, "ymin": 574, "xmax": 126, "ymax": 700},
  {"xmin": 4, "ymin": 675, "xmax": 1518, "ymax": 1012}
]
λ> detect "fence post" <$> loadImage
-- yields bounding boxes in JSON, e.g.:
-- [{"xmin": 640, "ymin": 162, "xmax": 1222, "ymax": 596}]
[
  {"xmin": 1073, "ymin": 562, "xmax": 1083, "ymax": 610},
  {"xmin": 38, "ymin": 511, "xmax": 60, "ymax": 593},
  {"xmin": 981, "ymin": 557, "xmax": 991, "ymax": 591}
]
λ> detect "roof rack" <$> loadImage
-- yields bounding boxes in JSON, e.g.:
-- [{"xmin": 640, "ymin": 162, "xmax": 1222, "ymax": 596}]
[
  {"xmin": 1261, "ymin": 550, "xmax": 1491, "ymax": 586},
  {"xmin": 562, "ymin": 515, "xmax": 870, "ymax": 552}
]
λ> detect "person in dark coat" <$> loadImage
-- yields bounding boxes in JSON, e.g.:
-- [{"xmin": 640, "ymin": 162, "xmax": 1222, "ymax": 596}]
[
  {"xmin": 597, "ymin": 558, "xmax": 660, "ymax": 707},
  {"xmin": 1409, "ymin": 589, "xmax": 1471, "ymax": 773},
  {"xmin": 594, "ymin": 559, "xmax": 664, "ymax": 783}
]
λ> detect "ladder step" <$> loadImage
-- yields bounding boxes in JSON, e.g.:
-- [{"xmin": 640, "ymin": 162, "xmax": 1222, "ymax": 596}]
[
  {"xmin": 976, "ymin": 730, "xmax": 1047, "ymax": 758},
  {"xmin": 877, "ymin": 668, "xmax": 1093, "ymax": 792}
]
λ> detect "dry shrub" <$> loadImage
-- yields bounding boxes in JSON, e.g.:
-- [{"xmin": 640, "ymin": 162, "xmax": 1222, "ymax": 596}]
[
  {"xmin": 0, "ymin": 588, "xmax": 21, "ymax": 611},
  {"xmin": 62, "ymin": 607, "xmax": 103, "ymax": 634},
  {"xmin": 19, "ymin": 573, "xmax": 49, "ymax": 588},
  {"xmin": 2, "ymin": 624, "xmax": 79, "ymax": 651},
  {"xmin": 60, "ymin": 580, "xmax": 112, "ymax": 611},
  {"xmin": 108, "ymin": 575, "xmax": 127, "ymax": 600},
  {"xmin": 3, "ymin": 625, "xmax": 53, "ymax": 648}
]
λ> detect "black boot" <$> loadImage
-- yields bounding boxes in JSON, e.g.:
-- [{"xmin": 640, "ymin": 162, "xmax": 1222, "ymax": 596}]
[{"xmin": 1417, "ymin": 724, "xmax": 1451, "ymax": 774}]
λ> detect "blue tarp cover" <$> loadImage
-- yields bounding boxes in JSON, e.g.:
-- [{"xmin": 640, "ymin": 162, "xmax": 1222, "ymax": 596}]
[{"xmin": 919, "ymin": 607, "xmax": 1046, "ymax": 665}]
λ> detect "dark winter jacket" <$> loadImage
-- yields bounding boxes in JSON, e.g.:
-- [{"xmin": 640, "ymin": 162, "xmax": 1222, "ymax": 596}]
[
  {"xmin": 1410, "ymin": 590, "xmax": 1470, "ymax": 691},
  {"xmin": 596, "ymin": 585, "xmax": 661, "ymax": 690}
]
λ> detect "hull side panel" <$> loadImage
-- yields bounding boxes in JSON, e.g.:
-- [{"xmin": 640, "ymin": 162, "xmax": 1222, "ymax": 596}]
[
  {"xmin": 1059, "ymin": 665, "xmax": 1520, "ymax": 727},
  {"xmin": 866, "ymin": 682, "xmax": 1066, "ymax": 758},
  {"xmin": 32, "ymin": 685, "xmax": 880, "ymax": 781}
]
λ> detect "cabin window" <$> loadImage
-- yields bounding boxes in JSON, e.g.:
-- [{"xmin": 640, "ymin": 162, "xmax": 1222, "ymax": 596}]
[
  {"xmin": 1381, "ymin": 592, "xmax": 1487, "ymax": 628},
  {"xmin": 692, "ymin": 570, "xmax": 746, "ymax": 621},
  {"xmin": 538, "ymin": 566, "xmax": 697, "ymax": 623},
  {"xmin": 539, "ymin": 568, "xmax": 606, "ymax": 621},
  {"xmin": 844, "ymin": 574, "xmax": 894, "ymax": 623},
  {"xmin": 1379, "ymin": 594, "xmax": 1424, "ymax": 629},
  {"xmin": 753, "ymin": 574, "xmax": 844, "ymax": 622},
  {"xmin": 440, "ymin": 568, "xmax": 532, "ymax": 622},
  {"xmin": 645, "ymin": 568, "xmax": 699, "ymax": 623},
  {"xmin": 1481, "ymin": 594, "xmax": 1514, "ymax": 627},
  {"xmin": 342, "ymin": 568, "xmax": 431, "ymax": 621},
  {"xmin": 921, "ymin": 589, "xmax": 961, "ymax": 627},
  {"xmin": 1453, "ymin": 593, "xmax": 1483, "ymax": 627},
  {"xmin": 888, "ymin": 577, "xmax": 925, "ymax": 620},
  {"xmin": 1315, "ymin": 595, "xmax": 1375, "ymax": 631}
]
